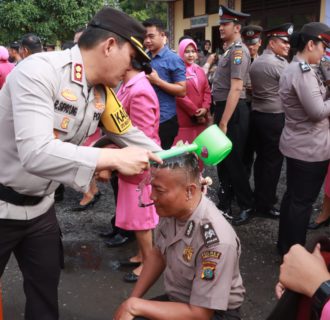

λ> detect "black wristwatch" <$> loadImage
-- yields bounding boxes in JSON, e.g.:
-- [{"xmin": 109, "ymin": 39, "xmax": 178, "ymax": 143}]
[{"xmin": 312, "ymin": 280, "xmax": 330, "ymax": 318}]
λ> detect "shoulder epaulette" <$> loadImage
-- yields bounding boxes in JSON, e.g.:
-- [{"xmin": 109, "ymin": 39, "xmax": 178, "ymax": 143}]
[
  {"xmin": 200, "ymin": 222, "xmax": 219, "ymax": 247},
  {"xmin": 234, "ymin": 41, "xmax": 242, "ymax": 48},
  {"xmin": 275, "ymin": 55, "xmax": 285, "ymax": 61},
  {"xmin": 299, "ymin": 62, "xmax": 311, "ymax": 73}
]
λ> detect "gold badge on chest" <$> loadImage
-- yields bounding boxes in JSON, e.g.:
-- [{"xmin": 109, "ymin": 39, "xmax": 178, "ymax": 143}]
[{"xmin": 183, "ymin": 246, "xmax": 194, "ymax": 262}]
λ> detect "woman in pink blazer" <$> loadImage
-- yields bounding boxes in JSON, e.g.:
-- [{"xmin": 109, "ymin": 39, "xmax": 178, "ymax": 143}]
[
  {"xmin": 116, "ymin": 61, "xmax": 160, "ymax": 282},
  {"xmin": 174, "ymin": 39, "xmax": 211, "ymax": 145}
]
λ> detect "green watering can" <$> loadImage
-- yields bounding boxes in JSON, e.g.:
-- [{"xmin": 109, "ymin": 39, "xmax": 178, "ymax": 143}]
[{"xmin": 156, "ymin": 125, "xmax": 232, "ymax": 165}]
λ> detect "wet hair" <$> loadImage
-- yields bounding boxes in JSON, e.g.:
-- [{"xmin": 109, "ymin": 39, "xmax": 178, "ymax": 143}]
[
  {"xmin": 290, "ymin": 31, "xmax": 323, "ymax": 53},
  {"xmin": 143, "ymin": 18, "xmax": 165, "ymax": 33},
  {"xmin": 78, "ymin": 28, "xmax": 126, "ymax": 49},
  {"xmin": 151, "ymin": 153, "xmax": 200, "ymax": 183},
  {"xmin": 21, "ymin": 33, "xmax": 43, "ymax": 54}
]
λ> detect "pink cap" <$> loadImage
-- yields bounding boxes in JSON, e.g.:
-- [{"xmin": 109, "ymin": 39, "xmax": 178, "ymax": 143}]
[{"xmin": 0, "ymin": 46, "xmax": 9, "ymax": 61}]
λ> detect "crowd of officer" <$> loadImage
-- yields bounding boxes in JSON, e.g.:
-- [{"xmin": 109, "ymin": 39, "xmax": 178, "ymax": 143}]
[{"xmin": 1, "ymin": 3, "xmax": 330, "ymax": 320}]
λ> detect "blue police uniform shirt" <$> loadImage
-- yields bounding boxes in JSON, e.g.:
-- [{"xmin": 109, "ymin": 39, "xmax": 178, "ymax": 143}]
[{"xmin": 149, "ymin": 46, "xmax": 186, "ymax": 123}]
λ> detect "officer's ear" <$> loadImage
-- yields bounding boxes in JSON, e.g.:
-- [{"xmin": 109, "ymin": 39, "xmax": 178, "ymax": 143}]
[
  {"xmin": 104, "ymin": 37, "xmax": 116, "ymax": 57},
  {"xmin": 186, "ymin": 184, "xmax": 197, "ymax": 200}
]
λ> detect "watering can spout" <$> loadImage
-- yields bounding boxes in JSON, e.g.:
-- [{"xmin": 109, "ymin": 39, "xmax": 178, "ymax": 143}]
[{"xmin": 156, "ymin": 125, "xmax": 232, "ymax": 165}]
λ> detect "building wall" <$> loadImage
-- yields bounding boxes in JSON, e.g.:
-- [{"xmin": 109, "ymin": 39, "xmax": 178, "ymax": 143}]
[{"xmin": 172, "ymin": 0, "xmax": 325, "ymax": 51}]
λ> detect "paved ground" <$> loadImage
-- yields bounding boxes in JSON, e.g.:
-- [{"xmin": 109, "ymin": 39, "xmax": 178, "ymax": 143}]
[{"xmin": 1, "ymin": 166, "xmax": 329, "ymax": 319}]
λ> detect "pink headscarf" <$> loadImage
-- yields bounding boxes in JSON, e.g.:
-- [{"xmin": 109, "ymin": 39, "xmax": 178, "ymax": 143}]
[
  {"xmin": 0, "ymin": 46, "xmax": 9, "ymax": 61},
  {"xmin": 178, "ymin": 39, "xmax": 199, "ymax": 87}
]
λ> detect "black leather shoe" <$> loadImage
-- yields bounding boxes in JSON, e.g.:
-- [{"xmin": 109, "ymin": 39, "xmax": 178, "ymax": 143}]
[
  {"xmin": 99, "ymin": 229, "xmax": 117, "ymax": 238},
  {"xmin": 71, "ymin": 192, "xmax": 102, "ymax": 212},
  {"xmin": 308, "ymin": 217, "xmax": 330, "ymax": 230},
  {"xmin": 104, "ymin": 234, "xmax": 129, "ymax": 247},
  {"xmin": 232, "ymin": 208, "xmax": 254, "ymax": 226},
  {"xmin": 255, "ymin": 207, "xmax": 280, "ymax": 219},
  {"xmin": 123, "ymin": 271, "xmax": 139, "ymax": 283}
]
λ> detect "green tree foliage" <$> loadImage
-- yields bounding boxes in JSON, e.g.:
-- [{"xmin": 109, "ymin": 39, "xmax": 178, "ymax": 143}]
[
  {"xmin": 0, "ymin": 0, "xmax": 167, "ymax": 46},
  {"xmin": 119, "ymin": 0, "xmax": 167, "ymax": 25},
  {"xmin": 0, "ymin": 0, "xmax": 105, "ymax": 45}
]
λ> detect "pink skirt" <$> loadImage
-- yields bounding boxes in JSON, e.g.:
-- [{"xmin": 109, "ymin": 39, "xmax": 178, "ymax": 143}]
[
  {"xmin": 325, "ymin": 164, "xmax": 330, "ymax": 198},
  {"xmin": 115, "ymin": 178, "xmax": 159, "ymax": 231}
]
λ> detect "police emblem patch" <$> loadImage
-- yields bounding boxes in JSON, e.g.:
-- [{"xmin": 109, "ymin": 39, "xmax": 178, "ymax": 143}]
[
  {"xmin": 201, "ymin": 250, "xmax": 221, "ymax": 260},
  {"xmin": 201, "ymin": 223, "xmax": 219, "ymax": 247},
  {"xmin": 201, "ymin": 261, "xmax": 217, "ymax": 280},
  {"xmin": 183, "ymin": 246, "xmax": 194, "ymax": 262}
]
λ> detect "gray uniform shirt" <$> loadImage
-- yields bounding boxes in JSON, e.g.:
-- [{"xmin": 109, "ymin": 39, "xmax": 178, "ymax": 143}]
[
  {"xmin": 279, "ymin": 55, "xmax": 330, "ymax": 162},
  {"xmin": 155, "ymin": 196, "xmax": 245, "ymax": 311},
  {"xmin": 0, "ymin": 45, "xmax": 161, "ymax": 220},
  {"xmin": 212, "ymin": 40, "xmax": 250, "ymax": 102},
  {"xmin": 250, "ymin": 49, "xmax": 288, "ymax": 113}
]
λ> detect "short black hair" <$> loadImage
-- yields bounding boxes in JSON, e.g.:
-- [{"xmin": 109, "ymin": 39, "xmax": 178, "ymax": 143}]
[
  {"xmin": 290, "ymin": 31, "xmax": 322, "ymax": 53},
  {"xmin": 10, "ymin": 41, "xmax": 20, "ymax": 51},
  {"xmin": 178, "ymin": 35, "xmax": 193, "ymax": 44},
  {"xmin": 143, "ymin": 18, "xmax": 165, "ymax": 32},
  {"xmin": 151, "ymin": 153, "xmax": 200, "ymax": 183},
  {"xmin": 61, "ymin": 41, "xmax": 75, "ymax": 50},
  {"xmin": 78, "ymin": 27, "xmax": 126, "ymax": 49},
  {"xmin": 21, "ymin": 33, "xmax": 43, "ymax": 54}
]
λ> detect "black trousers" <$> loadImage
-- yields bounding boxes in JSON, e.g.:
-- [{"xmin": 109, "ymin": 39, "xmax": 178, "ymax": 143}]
[
  {"xmin": 252, "ymin": 111, "xmax": 284, "ymax": 211},
  {"xmin": 0, "ymin": 206, "xmax": 62, "ymax": 320},
  {"xmin": 159, "ymin": 115, "xmax": 179, "ymax": 150},
  {"xmin": 214, "ymin": 100, "xmax": 254, "ymax": 211},
  {"xmin": 242, "ymin": 102, "xmax": 255, "ymax": 178},
  {"xmin": 133, "ymin": 294, "xmax": 241, "ymax": 320},
  {"xmin": 278, "ymin": 157, "xmax": 329, "ymax": 255}
]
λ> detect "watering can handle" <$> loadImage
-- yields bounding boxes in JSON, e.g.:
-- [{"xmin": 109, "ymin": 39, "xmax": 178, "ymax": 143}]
[{"xmin": 156, "ymin": 144, "xmax": 198, "ymax": 160}]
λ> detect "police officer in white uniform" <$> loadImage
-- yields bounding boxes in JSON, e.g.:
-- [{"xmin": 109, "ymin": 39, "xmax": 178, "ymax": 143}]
[
  {"xmin": 277, "ymin": 23, "xmax": 330, "ymax": 255},
  {"xmin": 212, "ymin": 5, "xmax": 254, "ymax": 220},
  {"xmin": 0, "ymin": 7, "xmax": 162, "ymax": 319},
  {"xmin": 114, "ymin": 154, "xmax": 245, "ymax": 320}
]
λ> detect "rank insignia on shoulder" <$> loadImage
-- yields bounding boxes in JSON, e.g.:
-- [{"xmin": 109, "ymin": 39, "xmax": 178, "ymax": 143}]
[
  {"xmin": 201, "ymin": 223, "xmax": 219, "ymax": 247},
  {"xmin": 183, "ymin": 246, "xmax": 194, "ymax": 262},
  {"xmin": 201, "ymin": 261, "xmax": 217, "ymax": 280},
  {"xmin": 201, "ymin": 250, "xmax": 221, "ymax": 260},
  {"xmin": 74, "ymin": 63, "xmax": 83, "ymax": 82},
  {"xmin": 234, "ymin": 42, "xmax": 242, "ymax": 47},
  {"xmin": 185, "ymin": 221, "xmax": 195, "ymax": 237},
  {"xmin": 299, "ymin": 62, "xmax": 311, "ymax": 73}
]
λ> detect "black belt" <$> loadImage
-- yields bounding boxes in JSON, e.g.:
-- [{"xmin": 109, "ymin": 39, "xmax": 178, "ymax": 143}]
[{"xmin": 0, "ymin": 183, "xmax": 44, "ymax": 206}]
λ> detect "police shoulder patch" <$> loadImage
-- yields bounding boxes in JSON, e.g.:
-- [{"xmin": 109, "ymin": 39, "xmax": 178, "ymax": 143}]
[
  {"xmin": 299, "ymin": 62, "xmax": 311, "ymax": 73},
  {"xmin": 201, "ymin": 261, "xmax": 217, "ymax": 280},
  {"xmin": 201, "ymin": 222, "xmax": 219, "ymax": 247}
]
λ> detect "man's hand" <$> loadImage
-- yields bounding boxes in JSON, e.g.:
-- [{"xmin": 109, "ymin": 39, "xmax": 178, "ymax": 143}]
[
  {"xmin": 114, "ymin": 298, "xmax": 138, "ymax": 320},
  {"xmin": 95, "ymin": 169, "xmax": 111, "ymax": 182},
  {"xmin": 278, "ymin": 244, "xmax": 330, "ymax": 298},
  {"xmin": 146, "ymin": 69, "xmax": 161, "ymax": 86},
  {"xmin": 97, "ymin": 147, "xmax": 162, "ymax": 176}
]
